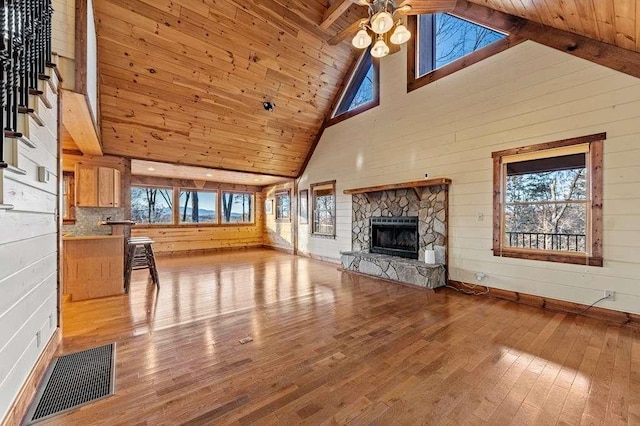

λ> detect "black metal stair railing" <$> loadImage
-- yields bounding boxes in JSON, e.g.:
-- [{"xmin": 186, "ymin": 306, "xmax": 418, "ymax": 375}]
[{"xmin": 1, "ymin": 0, "xmax": 53, "ymax": 170}]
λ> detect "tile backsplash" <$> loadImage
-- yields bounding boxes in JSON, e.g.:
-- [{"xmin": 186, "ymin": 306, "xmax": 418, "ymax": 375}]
[{"xmin": 63, "ymin": 207, "xmax": 125, "ymax": 236}]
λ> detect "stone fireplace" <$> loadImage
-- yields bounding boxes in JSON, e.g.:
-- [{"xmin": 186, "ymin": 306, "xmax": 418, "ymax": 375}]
[{"xmin": 341, "ymin": 180, "xmax": 450, "ymax": 289}]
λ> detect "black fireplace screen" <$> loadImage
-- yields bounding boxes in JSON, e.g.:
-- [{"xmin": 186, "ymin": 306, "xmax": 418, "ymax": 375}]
[{"xmin": 370, "ymin": 217, "xmax": 418, "ymax": 259}]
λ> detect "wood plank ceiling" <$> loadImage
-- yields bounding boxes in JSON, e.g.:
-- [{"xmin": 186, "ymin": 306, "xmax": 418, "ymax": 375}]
[
  {"xmin": 465, "ymin": 0, "xmax": 639, "ymax": 52},
  {"xmin": 93, "ymin": 0, "xmax": 366, "ymax": 178},
  {"xmin": 94, "ymin": 0, "xmax": 640, "ymax": 178}
]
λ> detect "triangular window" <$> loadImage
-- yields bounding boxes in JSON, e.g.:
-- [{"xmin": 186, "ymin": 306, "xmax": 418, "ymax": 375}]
[
  {"xmin": 416, "ymin": 13, "xmax": 507, "ymax": 78},
  {"xmin": 332, "ymin": 52, "xmax": 379, "ymax": 119}
]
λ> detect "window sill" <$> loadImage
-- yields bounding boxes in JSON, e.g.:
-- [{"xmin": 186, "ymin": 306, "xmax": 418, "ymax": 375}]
[
  {"xmin": 311, "ymin": 233, "xmax": 336, "ymax": 240},
  {"xmin": 134, "ymin": 223, "xmax": 256, "ymax": 229},
  {"xmin": 493, "ymin": 248, "xmax": 603, "ymax": 267},
  {"xmin": 325, "ymin": 99, "xmax": 379, "ymax": 128}
]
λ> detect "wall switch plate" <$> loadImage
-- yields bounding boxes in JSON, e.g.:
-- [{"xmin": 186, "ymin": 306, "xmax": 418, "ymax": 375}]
[
  {"xmin": 37, "ymin": 166, "xmax": 50, "ymax": 183},
  {"xmin": 476, "ymin": 213, "xmax": 484, "ymax": 222}
]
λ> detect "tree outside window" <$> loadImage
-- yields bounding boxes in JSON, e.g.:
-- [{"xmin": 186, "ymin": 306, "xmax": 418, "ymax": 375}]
[
  {"xmin": 179, "ymin": 190, "xmax": 217, "ymax": 224},
  {"xmin": 221, "ymin": 192, "xmax": 254, "ymax": 224},
  {"xmin": 492, "ymin": 134, "xmax": 605, "ymax": 266},
  {"xmin": 416, "ymin": 13, "xmax": 506, "ymax": 78},
  {"xmin": 311, "ymin": 181, "xmax": 336, "ymax": 237},
  {"xmin": 131, "ymin": 186, "xmax": 173, "ymax": 224},
  {"xmin": 275, "ymin": 190, "xmax": 291, "ymax": 221}
]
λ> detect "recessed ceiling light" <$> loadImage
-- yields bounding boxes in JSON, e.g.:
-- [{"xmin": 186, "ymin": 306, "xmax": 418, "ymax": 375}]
[
  {"xmin": 206, "ymin": 173, "xmax": 213, "ymax": 177},
  {"xmin": 147, "ymin": 167, "xmax": 155, "ymax": 171}
]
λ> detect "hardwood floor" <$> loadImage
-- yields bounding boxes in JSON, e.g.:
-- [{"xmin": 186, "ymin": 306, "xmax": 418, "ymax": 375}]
[{"xmin": 52, "ymin": 249, "xmax": 639, "ymax": 425}]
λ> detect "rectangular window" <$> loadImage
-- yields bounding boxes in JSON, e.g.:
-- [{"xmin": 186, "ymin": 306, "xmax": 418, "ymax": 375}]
[
  {"xmin": 493, "ymin": 134, "xmax": 605, "ymax": 266},
  {"xmin": 275, "ymin": 190, "xmax": 291, "ymax": 221},
  {"xmin": 179, "ymin": 190, "xmax": 218, "ymax": 224},
  {"xmin": 221, "ymin": 192, "xmax": 254, "ymax": 224},
  {"xmin": 311, "ymin": 181, "xmax": 336, "ymax": 237},
  {"xmin": 131, "ymin": 186, "xmax": 174, "ymax": 224}
]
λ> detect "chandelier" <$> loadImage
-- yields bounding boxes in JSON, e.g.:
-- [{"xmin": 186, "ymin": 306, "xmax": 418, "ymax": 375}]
[{"xmin": 351, "ymin": 0, "xmax": 412, "ymax": 58}]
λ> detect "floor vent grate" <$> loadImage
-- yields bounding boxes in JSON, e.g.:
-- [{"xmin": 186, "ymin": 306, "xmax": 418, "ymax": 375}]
[{"xmin": 24, "ymin": 343, "xmax": 116, "ymax": 424}]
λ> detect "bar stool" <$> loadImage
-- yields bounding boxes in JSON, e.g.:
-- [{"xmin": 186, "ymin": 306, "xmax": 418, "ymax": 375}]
[{"xmin": 124, "ymin": 237, "xmax": 159, "ymax": 293}]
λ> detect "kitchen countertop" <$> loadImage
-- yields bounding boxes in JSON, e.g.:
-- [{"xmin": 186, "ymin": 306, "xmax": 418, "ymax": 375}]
[{"xmin": 63, "ymin": 235, "xmax": 124, "ymax": 241}]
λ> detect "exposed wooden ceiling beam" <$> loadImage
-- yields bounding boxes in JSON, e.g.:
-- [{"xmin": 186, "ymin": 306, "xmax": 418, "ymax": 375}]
[
  {"xmin": 320, "ymin": 0, "xmax": 359, "ymax": 30},
  {"xmin": 62, "ymin": 90, "xmax": 103, "ymax": 156},
  {"xmin": 452, "ymin": 0, "xmax": 640, "ymax": 81}
]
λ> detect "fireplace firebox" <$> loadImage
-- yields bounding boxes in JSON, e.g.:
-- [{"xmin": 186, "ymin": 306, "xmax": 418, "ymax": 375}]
[{"xmin": 370, "ymin": 217, "xmax": 419, "ymax": 259}]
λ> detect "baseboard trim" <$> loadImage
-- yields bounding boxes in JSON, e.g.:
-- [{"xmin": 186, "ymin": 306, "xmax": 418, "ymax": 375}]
[
  {"xmin": 296, "ymin": 250, "xmax": 341, "ymax": 265},
  {"xmin": 447, "ymin": 280, "xmax": 640, "ymax": 328},
  {"xmin": 155, "ymin": 245, "xmax": 264, "ymax": 257},
  {"xmin": 2, "ymin": 328, "xmax": 62, "ymax": 426},
  {"xmin": 262, "ymin": 245, "xmax": 295, "ymax": 255}
]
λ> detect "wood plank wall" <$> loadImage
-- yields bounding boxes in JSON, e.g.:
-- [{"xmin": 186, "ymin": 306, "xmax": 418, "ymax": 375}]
[
  {"xmin": 130, "ymin": 176, "xmax": 264, "ymax": 254},
  {"xmin": 0, "ymin": 89, "xmax": 60, "ymax": 418},
  {"xmin": 263, "ymin": 182, "xmax": 295, "ymax": 252},
  {"xmin": 299, "ymin": 41, "xmax": 640, "ymax": 315}
]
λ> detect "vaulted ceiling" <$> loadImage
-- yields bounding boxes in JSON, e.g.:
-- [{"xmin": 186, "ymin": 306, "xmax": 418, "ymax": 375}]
[
  {"xmin": 93, "ymin": 0, "xmax": 640, "ymax": 178},
  {"xmin": 466, "ymin": 0, "xmax": 639, "ymax": 53}
]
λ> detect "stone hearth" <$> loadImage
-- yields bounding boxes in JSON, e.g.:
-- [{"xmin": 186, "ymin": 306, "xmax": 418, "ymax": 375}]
[{"xmin": 341, "ymin": 252, "xmax": 445, "ymax": 289}]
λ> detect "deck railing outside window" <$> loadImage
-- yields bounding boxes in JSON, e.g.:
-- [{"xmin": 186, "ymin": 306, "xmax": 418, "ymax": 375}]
[{"xmin": 505, "ymin": 231, "xmax": 586, "ymax": 253}]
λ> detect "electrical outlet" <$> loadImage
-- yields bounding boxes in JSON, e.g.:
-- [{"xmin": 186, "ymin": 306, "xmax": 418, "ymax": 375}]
[
  {"xmin": 604, "ymin": 290, "xmax": 615, "ymax": 301},
  {"xmin": 476, "ymin": 212, "xmax": 484, "ymax": 222},
  {"xmin": 476, "ymin": 272, "xmax": 486, "ymax": 282}
]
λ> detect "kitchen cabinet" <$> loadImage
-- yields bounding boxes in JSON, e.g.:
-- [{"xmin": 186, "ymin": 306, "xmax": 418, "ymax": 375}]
[{"xmin": 75, "ymin": 164, "xmax": 121, "ymax": 207}]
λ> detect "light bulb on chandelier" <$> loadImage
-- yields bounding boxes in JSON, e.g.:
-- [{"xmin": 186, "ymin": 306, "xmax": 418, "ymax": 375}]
[
  {"xmin": 370, "ymin": 11, "xmax": 394, "ymax": 34},
  {"xmin": 370, "ymin": 36, "xmax": 390, "ymax": 58},
  {"xmin": 390, "ymin": 23, "xmax": 411, "ymax": 45},
  {"xmin": 351, "ymin": 28, "xmax": 373, "ymax": 49}
]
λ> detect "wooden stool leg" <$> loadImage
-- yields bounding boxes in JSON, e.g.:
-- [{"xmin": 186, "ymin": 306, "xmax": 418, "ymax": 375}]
[
  {"xmin": 145, "ymin": 243, "xmax": 160, "ymax": 288},
  {"xmin": 124, "ymin": 244, "xmax": 136, "ymax": 293}
]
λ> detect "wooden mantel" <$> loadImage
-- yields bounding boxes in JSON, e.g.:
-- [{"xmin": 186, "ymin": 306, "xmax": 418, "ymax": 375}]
[{"xmin": 343, "ymin": 178, "xmax": 451, "ymax": 201}]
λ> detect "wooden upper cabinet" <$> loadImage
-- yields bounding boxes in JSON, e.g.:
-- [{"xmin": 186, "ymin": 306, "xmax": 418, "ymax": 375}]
[
  {"xmin": 113, "ymin": 169, "xmax": 121, "ymax": 208},
  {"xmin": 76, "ymin": 164, "xmax": 98, "ymax": 207},
  {"xmin": 98, "ymin": 167, "xmax": 115, "ymax": 207},
  {"xmin": 76, "ymin": 164, "xmax": 122, "ymax": 208}
]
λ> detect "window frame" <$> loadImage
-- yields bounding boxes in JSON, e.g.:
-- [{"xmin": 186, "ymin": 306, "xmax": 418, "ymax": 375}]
[
  {"xmin": 131, "ymin": 186, "xmax": 257, "ymax": 228},
  {"xmin": 220, "ymin": 191, "xmax": 255, "ymax": 225},
  {"xmin": 275, "ymin": 189, "xmax": 291, "ymax": 222},
  {"xmin": 130, "ymin": 185, "xmax": 176, "ymax": 226},
  {"xmin": 407, "ymin": 13, "xmax": 512, "ymax": 93},
  {"xmin": 177, "ymin": 188, "xmax": 220, "ymax": 225},
  {"xmin": 310, "ymin": 180, "xmax": 337, "ymax": 238},
  {"xmin": 327, "ymin": 51, "xmax": 380, "ymax": 127},
  {"xmin": 492, "ymin": 133, "xmax": 605, "ymax": 267}
]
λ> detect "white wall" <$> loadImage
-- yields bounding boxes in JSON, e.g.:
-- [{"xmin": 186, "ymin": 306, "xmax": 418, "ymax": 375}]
[
  {"xmin": 299, "ymin": 41, "xmax": 640, "ymax": 314},
  {"xmin": 0, "ymin": 84, "xmax": 59, "ymax": 417}
]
